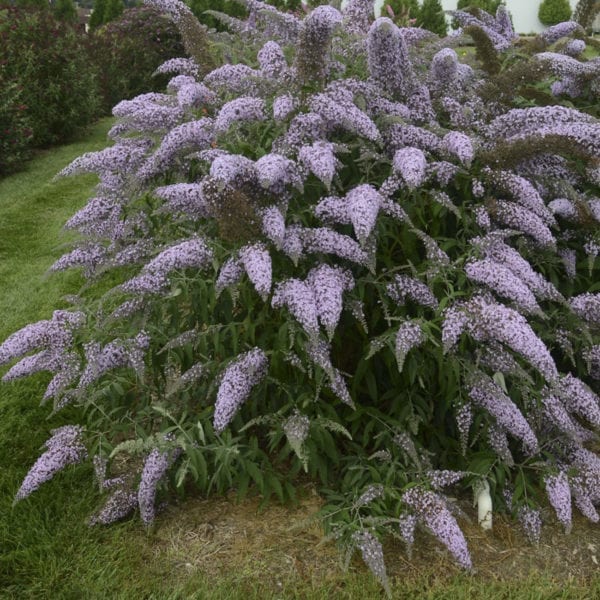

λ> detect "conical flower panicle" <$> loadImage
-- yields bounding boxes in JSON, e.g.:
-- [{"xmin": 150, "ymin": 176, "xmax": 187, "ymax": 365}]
[
  {"xmin": 402, "ymin": 487, "xmax": 472, "ymax": 569},
  {"xmin": 138, "ymin": 448, "xmax": 171, "ymax": 525},
  {"xmin": 293, "ymin": 5, "xmax": 343, "ymax": 88},
  {"xmin": 283, "ymin": 410, "xmax": 310, "ymax": 468},
  {"xmin": 392, "ymin": 147, "xmax": 427, "ymax": 189},
  {"xmin": 342, "ymin": 0, "xmax": 375, "ymax": 35},
  {"xmin": 239, "ymin": 243, "xmax": 272, "ymax": 300},
  {"xmin": 298, "ymin": 141, "xmax": 339, "ymax": 188},
  {"xmin": 213, "ymin": 348, "xmax": 269, "ymax": 433},
  {"xmin": 307, "ymin": 264, "xmax": 354, "ymax": 339},
  {"xmin": 395, "ymin": 321, "xmax": 425, "ymax": 372},
  {"xmin": 352, "ymin": 530, "xmax": 391, "ymax": 597},
  {"xmin": 15, "ymin": 426, "xmax": 87, "ymax": 502},
  {"xmin": 468, "ymin": 373, "xmax": 539, "ymax": 455},
  {"xmin": 272, "ymin": 279, "xmax": 320, "ymax": 337},
  {"xmin": 367, "ymin": 18, "xmax": 414, "ymax": 99},
  {"xmin": 465, "ymin": 258, "xmax": 541, "ymax": 315},
  {"xmin": 345, "ymin": 184, "xmax": 382, "ymax": 245},
  {"xmin": 544, "ymin": 471, "xmax": 572, "ymax": 533}
]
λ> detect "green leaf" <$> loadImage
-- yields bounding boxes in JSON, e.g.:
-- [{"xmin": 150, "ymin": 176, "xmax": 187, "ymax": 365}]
[
  {"xmin": 316, "ymin": 418, "xmax": 352, "ymax": 440},
  {"xmin": 244, "ymin": 460, "xmax": 264, "ymax": 491}
]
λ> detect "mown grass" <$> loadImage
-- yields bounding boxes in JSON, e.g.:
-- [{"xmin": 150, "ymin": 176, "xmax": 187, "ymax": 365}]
[{"xmin": 0, "ymin": 120, "xmax": 599, "ymax": 599}]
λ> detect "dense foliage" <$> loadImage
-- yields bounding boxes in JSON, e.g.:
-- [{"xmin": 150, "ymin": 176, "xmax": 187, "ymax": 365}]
[
  {"xmin": 2, "ymin": 0, "xmax": 600, "ymax": 593},
  {"xmin": 417, "ymin": 0, "xmax": 447, "ymax": 36},
  {"xmin": 456, "ymin": 0, "xmax": 504, "ymax": 14},
  {"xmin": 90, "ymin": 0, "xmax": 126, "ymax": 29},
  {"xmin": 0, "ymin": 81, "xmax": 34, "ymax": 174},
  {"xmin": 52, "ymin": 0, "xmax": 78, "ymax": 23},
  {"xmin": 0, "ymin": 4, "xmax": 99, "ymax": 168},
  {"xmin": 573, "ymin": 0, "xmax": 600, "ymax": 29},
  {"xmin": 88, "ymin": 6, "xmax": 185, "ymax": 114},
  {"xmin": 539, "ymin": 0, "xmax": 573, "ymax": 27}
]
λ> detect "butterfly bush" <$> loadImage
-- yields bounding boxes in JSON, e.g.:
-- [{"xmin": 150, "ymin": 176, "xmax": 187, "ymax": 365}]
[{"xmin": 2, "ymin": 1, "xmax": 600, "ymax": 592}]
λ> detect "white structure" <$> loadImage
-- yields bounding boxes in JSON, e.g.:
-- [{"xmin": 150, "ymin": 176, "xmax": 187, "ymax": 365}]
[{"xmin": 363, "ymin": 1, "xmax": 581, "ymax": 35}]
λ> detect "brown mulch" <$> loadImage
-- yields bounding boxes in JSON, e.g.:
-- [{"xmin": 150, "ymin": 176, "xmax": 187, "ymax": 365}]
[{"xmin": 146, "ymin": 483, "xmax": 599, "ymax": 589}]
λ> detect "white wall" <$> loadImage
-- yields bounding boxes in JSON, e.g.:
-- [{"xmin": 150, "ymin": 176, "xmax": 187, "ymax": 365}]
[{"xmin": 362, "ymin": 1, "xmax": 581, "ymax": 35}]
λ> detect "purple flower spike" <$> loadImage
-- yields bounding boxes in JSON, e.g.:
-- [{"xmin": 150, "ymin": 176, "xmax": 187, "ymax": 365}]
[
  {"xmin": 15, "ymin": 425, "xmax": 87, "ymax": 502},
  {"xmin": 570, "ymin": 293, "xmax": 600, "ymax": 326},
  {"xmin": 402, "ymin": 487, "xmax": 472, "ymax": 569},
  {"xmin": 272, "ymin": 279, "xmax": 320, "ymax": 337},
  {"xmin": 213, "ymin": 348, "xmax": 268, "ymax": 433},
  {"xmin": 517, "ymin": 506, "xmax": 542, "ymax": 544},
  {"xmin": 342, "ymin": 0, "xmax": 374, "ymax": 35},
  {"xmin": 367, "ymin": 18, "xmax": 414, "ymax": 99},
  {"xmin": 469, "ymin": 374, "xmax": 539, "ymax": 455},
  {"xmin": 395, "ymin": 321, "xmax": 425, "ymax": 372},
  {"xmin": 260, "ymin": 205, "xmax": 286, "ymax": 247},
  {"xmin": 138, "ymin": 448, "xmax": 170, "ymax": 525},
  {"xmin": 387, "ymin": 274, "xmax": 438, "ymax": 310},
  {"xmin": 215, "ymin": 257, "xmax": 244, "ymax": 296},
  {"xmin": 443, "ymin": 131, "xmax": 474, "ymax": 166},
  {"xmin": 257, "ymin": 40, "xmax": 288, "ymax": 79},
  {"xmin": 346, "ymin": 184, "xmax": 383, "ymax": 244},
  {"xmin": 145, "ymin": 237, "xmax": 213, "ymax": 277},
  {"xmin": 353, "ymin": 530, "xmax": 391, "ymax": 596},
  {"xmin": 301, "ymin": 227, "xmax": 370, "ymax": 267},
  {"xmin": 545, "ymin": 472, "xmax": 572, "ymax": 533},
  {"xmin": 214, "ymin": 97, "xmax": 266, "ymax": 133},
  {"xmin": 90, "ymin": 488, "xmax": 138, "ymax": 526},
  {"xmin": 299, "ymin": 141, "xmax": 339, "ymax": 188},
  {"xmin": 307, "ymin": 264, "xmax": 354, "ymax": 339},
  {"xmin": 239, "ymin": 243, "xmax": 272, "ymax": 300},
  {"xmin": 393, "ymin": 147, "xmax": 427, "ymax": 189},
  {"xmin": 554, "ymin": 373, "xmax": 600, "ymax": 427},
  {"xmin": 465, "ymin": 259, "xmax": 541, "ymax": 315}
]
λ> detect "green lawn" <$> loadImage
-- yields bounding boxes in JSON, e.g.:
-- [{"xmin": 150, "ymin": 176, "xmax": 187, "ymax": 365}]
[{"xmin": 0, "ymin": 120, "xmax": 599, "ymax": 599}]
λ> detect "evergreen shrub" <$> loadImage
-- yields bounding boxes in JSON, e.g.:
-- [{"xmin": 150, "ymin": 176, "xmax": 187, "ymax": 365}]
[
  {"xmin": 418, "ymin": 0, "xmax": 447, "ymax": 36},
  {"xmin": 2, "ymin": 0, "xmax": 600, "ymax": 594},
  {"xmin": 538, "ymin": 0, "xmax": 573, "ymax": 26}
]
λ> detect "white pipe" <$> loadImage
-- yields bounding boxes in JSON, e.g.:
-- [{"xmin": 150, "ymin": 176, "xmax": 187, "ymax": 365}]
[{"xmin": 474, "ymin": 479, "xmax": 493, "ymax": 530}]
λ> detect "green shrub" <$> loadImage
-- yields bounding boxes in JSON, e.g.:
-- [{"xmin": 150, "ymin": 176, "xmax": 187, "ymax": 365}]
[
  {"xmin": 53, "ymin": 0, "xmax": 78, "ymax": 23},
  {"xmin": 187, "ymin": 0, "xmax": 248, "ymax": 30},
  {"xmin": 538, "ymin": 0, "xmax": 573, "ymax": 26},
  {"xmin": 456, "ymin": 0, "xmax": 504, "ymax": 13},
  {"xmin": 0, "ymin": 82, "xmax": 33, "ymax": 174},
  {"xmin": 89, "ymin": 0, "xmax": 106, "ymax": 29},
  {"xmin": 88, "ymin": 6, "xmax": 185, "ymax": 114},
  {"xmin": 0, "ymin": 5, "xmax": 100, "ymax": 149},
  {"xmin": 103, "ymin": 0, "xmax": 125, "ymax": 23},
  {"xmin": 418, "ymin": 0, "xmax": 448, "ymax": 36}
]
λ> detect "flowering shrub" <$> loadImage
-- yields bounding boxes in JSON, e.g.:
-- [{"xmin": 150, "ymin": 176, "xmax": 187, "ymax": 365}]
[
  {"xmin": 0, "ymin": 4, "xmax": 100, "ymax": 149},
  {"xmin": 88, "ymin": 6, "xmax": 185, "ymax": 114},
  {"xmin": 2, "ymin": 0, "xmax": 600, "ymax": 592}
]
